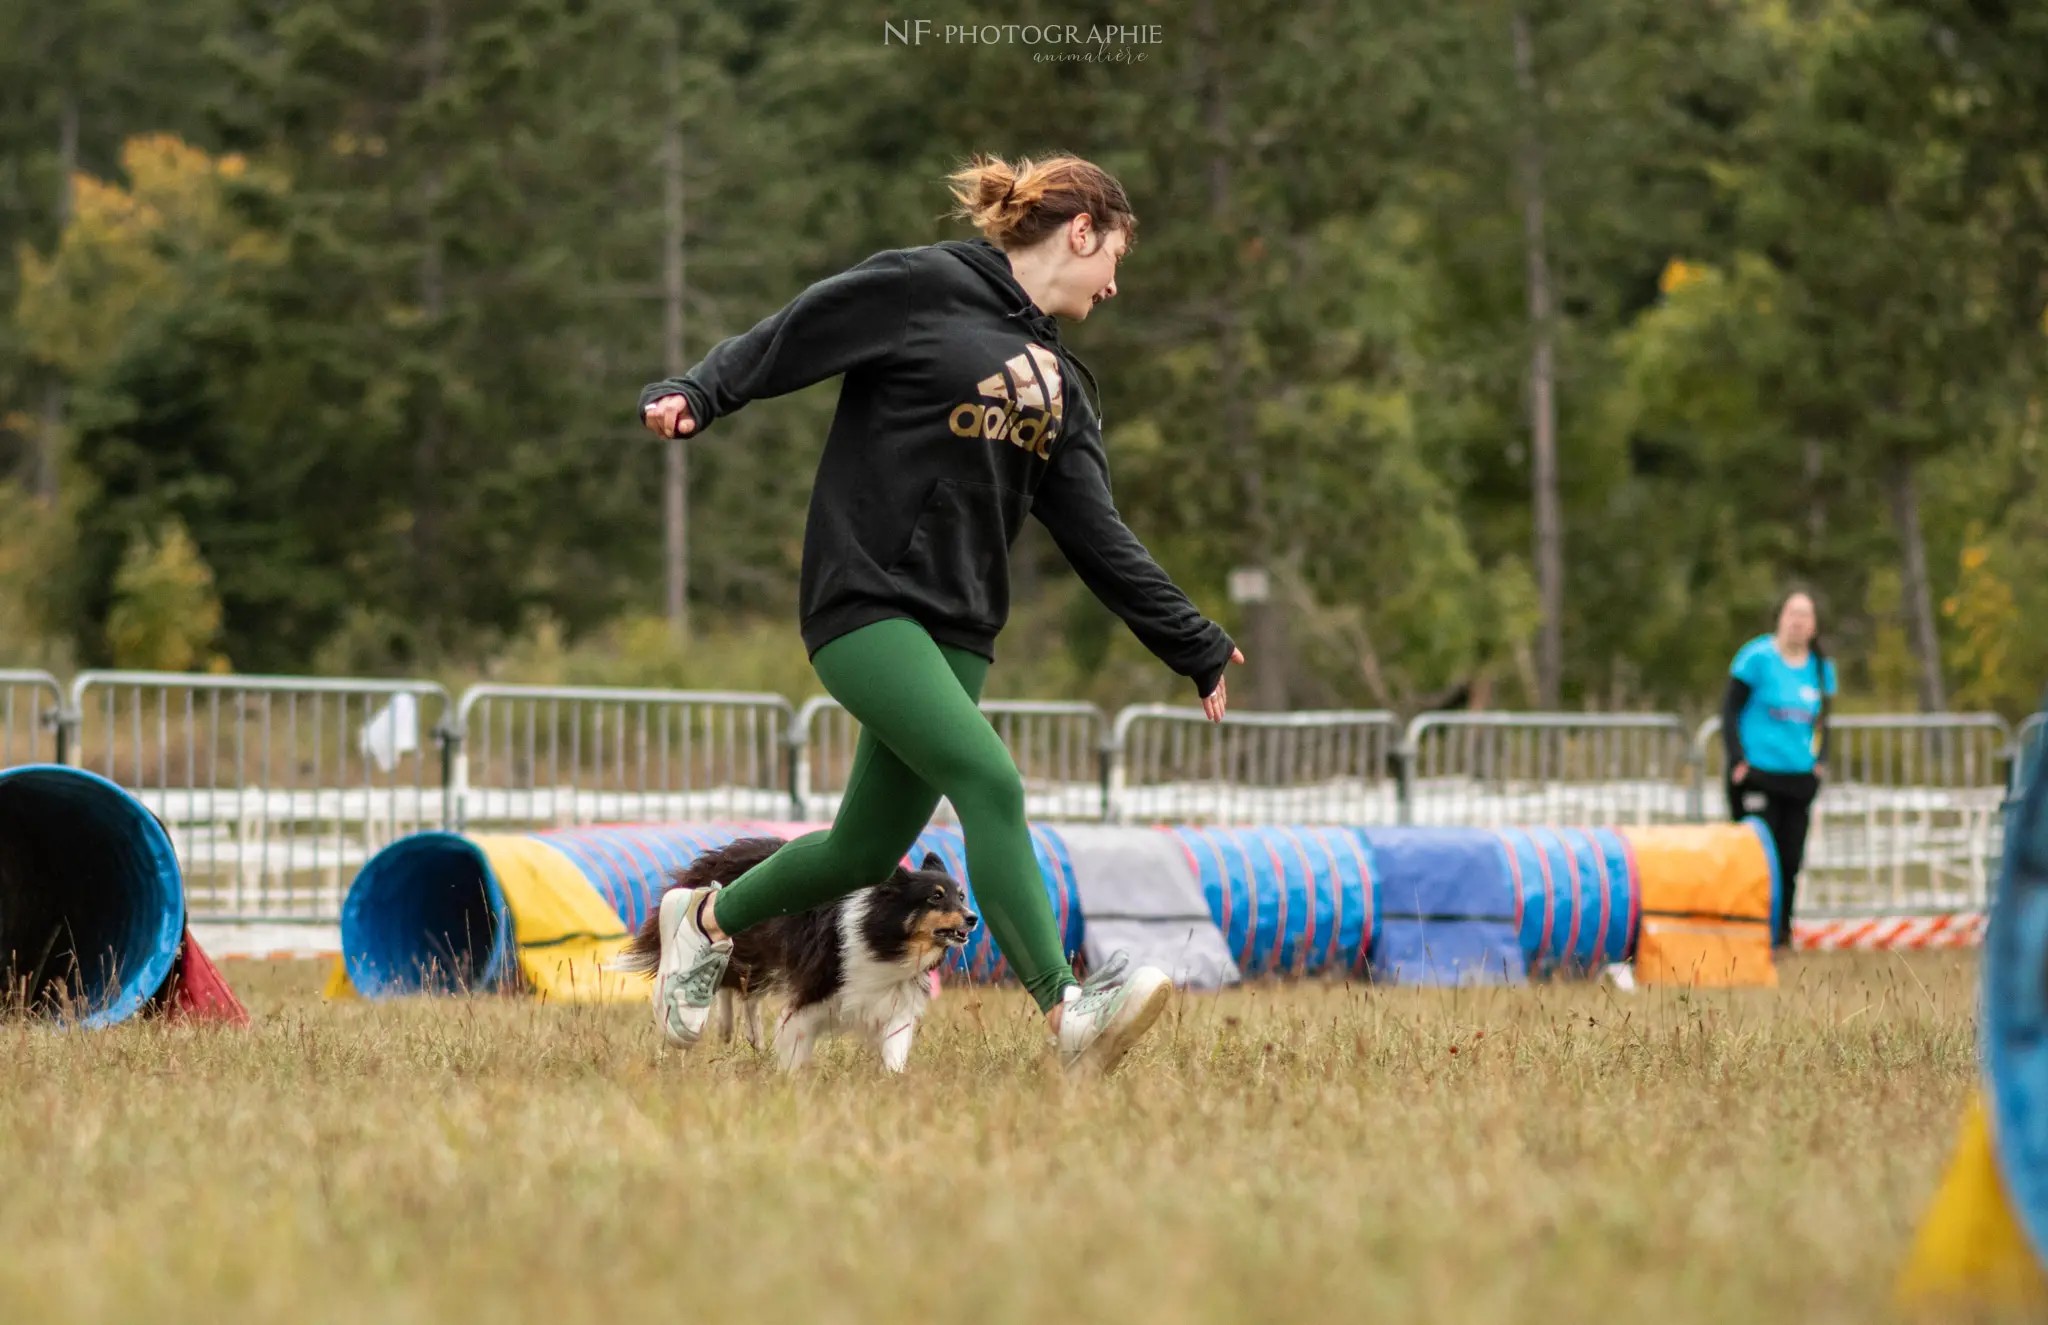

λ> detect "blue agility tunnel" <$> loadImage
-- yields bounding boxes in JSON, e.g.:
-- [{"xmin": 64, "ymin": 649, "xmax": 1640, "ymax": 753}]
[
  {"xmin": 1357, "ymin": 826, "xmax": 1526, "ymax": 985},
  {"xmin": 1492, "ymin": 827, "xmax": 1557, "ymax": 971},
  {"xmin": 544, "ymin": 821, "xmax": 1083, "ymax": 984},
  {"xmin": 1743, "ymin": 816, "xmax": 1784, "ymax": 942},
  {"xmin": 1169, "ymin": 826, "xmax": 1375, "ymax": 977},
  {"xmin": 0, "ymin": 765, "xmax": 186, "ymax": 1026},
  {"xmin": 543, "ymin": 823, "xmax": 747, "ymax": 933},
  {"xmin": 1586, "ymin": 826, "xmax": 1641, "ymax": 964},
  {"xmin": 1985, "ymin": 698, "xmax": 2048, "ymax": 1267},
  {"xmin": 339, "ymin": 830, "xmax": 516, "ymax": 997},
  {"xmin": 1492, "ymin": 826, "xmax": 1638, "ymax": 974}
]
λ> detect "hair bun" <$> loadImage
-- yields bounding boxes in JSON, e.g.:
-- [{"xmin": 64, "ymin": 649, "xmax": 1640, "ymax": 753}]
[{"xmin": 946, "ymin": 152, "xmax": 1137, "ymax": 251}]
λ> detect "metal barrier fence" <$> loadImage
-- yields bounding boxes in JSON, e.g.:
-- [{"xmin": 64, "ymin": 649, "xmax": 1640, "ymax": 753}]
[
  {"xmin": 0, "ymin": 665, "xmax": 2029, "ymax": 922},
  {"xmin": 793, "ymin": 697, "xmax": 1107, "ymax": 822},
  {"xmin": 450, "ymin": 685, "xmax": 795, "ymax": 833},
  {"xmin": 1398, "ymin": 712, "xmax": 1694, "ymax": 827},
  {"xmin": 0, "ymin": 670, "xmax": 64, "ymax": 766},
  {"xmin": 1108, "ymin": 706, "xmax": 1400, "ymax": 825},
  {"xmin": 66, "ymin": 672, "xmax": 452, "ymax": 921},
  {"xmin": 1694, "ymin": 714, "xmax": 2012, "ymax": 916}
]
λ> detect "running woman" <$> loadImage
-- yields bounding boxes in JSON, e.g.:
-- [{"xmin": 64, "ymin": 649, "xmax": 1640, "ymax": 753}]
[
  {"xmin": 1722, "ymin": 589, "xmax": 1835, "ymax": 948},
  {"xmin": 637, "ymin": 153, "xmax": 1244, "ymax": 1071}
]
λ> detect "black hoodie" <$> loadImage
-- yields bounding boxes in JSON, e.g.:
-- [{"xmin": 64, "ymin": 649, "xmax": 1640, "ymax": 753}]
[{"xmin": 638, "ymin": 238, "xmax": 1236, "ymax": 697}]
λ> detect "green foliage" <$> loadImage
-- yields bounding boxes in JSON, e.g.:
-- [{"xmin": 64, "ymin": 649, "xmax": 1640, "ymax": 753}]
[
  {"xmin": 441, "ymin": 611, "xmax": 820, "ymax": 703},
  {"xmin": 104, "ymin": 517, "xmax": 226, "ymax": 672},
  {"xmin": 0, "ymin": 0, "xmax": 2045, "ymax": 712},
  {"xmin": 0, "ymin": 481, "xmax": 75, "ymax": 670}
]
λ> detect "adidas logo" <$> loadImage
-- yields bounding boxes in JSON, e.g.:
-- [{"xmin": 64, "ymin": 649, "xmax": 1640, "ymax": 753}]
[{"xmin": 946, "ymin": 344, "xmax": 1065, "ymax": 458}]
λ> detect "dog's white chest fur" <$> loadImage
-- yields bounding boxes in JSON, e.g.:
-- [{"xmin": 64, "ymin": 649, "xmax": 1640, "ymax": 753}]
[{"xmin": 763, "ymin": 891, "xmax": 939, "ymax": 1074}]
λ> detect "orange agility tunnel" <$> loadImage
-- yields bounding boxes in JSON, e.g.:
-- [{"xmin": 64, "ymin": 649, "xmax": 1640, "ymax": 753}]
[{"xmin": 1618, "ymin": 820, "xmax": 1778, "ymax": 987}]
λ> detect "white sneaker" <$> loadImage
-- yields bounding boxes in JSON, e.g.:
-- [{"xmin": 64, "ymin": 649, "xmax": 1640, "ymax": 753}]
[
  {"xmin": 653, "ymin": 886, "xmax": 731, "ymax": 1048},
  {"xmin": 1054, "ymin": 952, "xmax": 1172, "ymax": 1074}
]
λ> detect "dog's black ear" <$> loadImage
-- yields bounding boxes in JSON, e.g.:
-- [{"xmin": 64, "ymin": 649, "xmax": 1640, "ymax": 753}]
[{"xmin": 920, "ymin": 851, "xmax": 945, "ymax": 874}]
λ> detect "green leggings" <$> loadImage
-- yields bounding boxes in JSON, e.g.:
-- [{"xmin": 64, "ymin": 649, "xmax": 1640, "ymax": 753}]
[{"xmin": 713, "ymin": 618, "xmax": 1077, "ymax": 1011}]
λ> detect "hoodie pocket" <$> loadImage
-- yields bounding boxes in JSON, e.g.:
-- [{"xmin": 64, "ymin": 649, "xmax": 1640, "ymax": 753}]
[{"xmin": 888, "ymin": 479, "xmax": 1015, "ymax": 632}]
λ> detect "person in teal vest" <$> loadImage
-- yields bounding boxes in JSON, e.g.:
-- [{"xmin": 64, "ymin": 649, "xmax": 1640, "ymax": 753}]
[{"xmin": 1721, "ymin": 590, "xmax": 1836, "ymax": 948}]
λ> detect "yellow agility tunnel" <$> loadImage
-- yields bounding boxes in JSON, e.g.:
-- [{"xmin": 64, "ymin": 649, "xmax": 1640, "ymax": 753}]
[{"xmin": 326, "ymin": 831, "xmax": 643, "ymax": 1002}]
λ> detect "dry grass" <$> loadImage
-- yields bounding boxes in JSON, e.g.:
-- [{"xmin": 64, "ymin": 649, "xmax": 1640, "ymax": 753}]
[{"xmin": 0, "ymin": 951, "xmax": 2000, "ymax": 1324}]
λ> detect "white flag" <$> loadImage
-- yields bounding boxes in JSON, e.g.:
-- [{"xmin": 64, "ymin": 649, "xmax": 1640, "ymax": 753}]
[{"xmin": 359, "ymin": 693, "xmax": 419, "ymax": 773}]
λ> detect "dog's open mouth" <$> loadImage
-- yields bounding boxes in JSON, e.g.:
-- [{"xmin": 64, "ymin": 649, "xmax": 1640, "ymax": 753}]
[{"xmin": 933, "ymin": 927, "xmax": 970, "ymax": 946}]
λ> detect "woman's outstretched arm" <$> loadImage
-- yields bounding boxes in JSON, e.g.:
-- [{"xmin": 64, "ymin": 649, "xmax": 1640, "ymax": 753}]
[{"xmin": 639, "ymin": 249, "xmax": 914, "ymax": 434}]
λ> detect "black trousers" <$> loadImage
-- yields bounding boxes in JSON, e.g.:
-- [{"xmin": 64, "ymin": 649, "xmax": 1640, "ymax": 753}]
[{"xmin": 1726, "ymin": 770, "xmax": 1819, "ymax": 948}]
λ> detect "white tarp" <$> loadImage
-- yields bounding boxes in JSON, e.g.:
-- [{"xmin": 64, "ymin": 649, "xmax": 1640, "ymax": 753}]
[{"xmin": 1055, "ymin": 824, "xmax": 1241, "ymax": 990}]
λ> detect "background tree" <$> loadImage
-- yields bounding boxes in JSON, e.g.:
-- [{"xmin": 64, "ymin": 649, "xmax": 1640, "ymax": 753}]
[{"xmin": 0, "ymin": 0, "xmax": 2043, "ymax": 717}]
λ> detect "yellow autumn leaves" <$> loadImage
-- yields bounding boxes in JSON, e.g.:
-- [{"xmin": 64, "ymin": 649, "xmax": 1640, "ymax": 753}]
[
  {"xmin": 1943, "ymin": 537, "xmax": 2016, "ymax": 712},
  {"xmin": 15, "ymin": 134, "xmax": 283, "ymax": 380}
]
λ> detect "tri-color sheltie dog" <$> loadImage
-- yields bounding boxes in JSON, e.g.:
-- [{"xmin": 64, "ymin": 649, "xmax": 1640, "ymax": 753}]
[{"xmin": 613, "ymin": 836, "xmax": 977, "ymax": 1073}]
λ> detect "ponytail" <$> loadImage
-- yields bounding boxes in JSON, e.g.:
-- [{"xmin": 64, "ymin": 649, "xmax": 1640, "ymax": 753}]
[{"xmin": 947, "ymin": 152, "xmax": 1137, "ymax": 251}]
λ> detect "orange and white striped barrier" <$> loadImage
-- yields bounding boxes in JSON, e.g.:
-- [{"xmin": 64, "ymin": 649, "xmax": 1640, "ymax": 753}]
[{"xmin": 1794, "ymin": 912, "xmax": 1986, "ymax": 951}]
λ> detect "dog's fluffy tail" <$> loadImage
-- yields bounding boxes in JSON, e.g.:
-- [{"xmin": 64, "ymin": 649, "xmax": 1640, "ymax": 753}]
[
  {"xmin": 604, "ymin": 836, "xmax": 784, "ymax": 977},
  {"xmin": 607, "ymin": 915, "xmax": 665, "ymax": 977}
]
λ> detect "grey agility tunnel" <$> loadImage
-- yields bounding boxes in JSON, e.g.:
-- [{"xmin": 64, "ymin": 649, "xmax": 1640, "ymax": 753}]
[{"xmin": 0, "ymin": 764, "xmax": 243, "ymax": 1026}]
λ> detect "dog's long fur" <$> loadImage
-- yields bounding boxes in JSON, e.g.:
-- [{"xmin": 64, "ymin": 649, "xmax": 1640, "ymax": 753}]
[{"xmin": 613, "ymin": 837, "xmax": 976, "ymax": 1073}]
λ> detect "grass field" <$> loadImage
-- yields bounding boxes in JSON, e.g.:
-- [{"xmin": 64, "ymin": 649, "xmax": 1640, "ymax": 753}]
[{"xmin": 0, "ymin": 952, "xmax": 2004, "ymax": 1324}]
